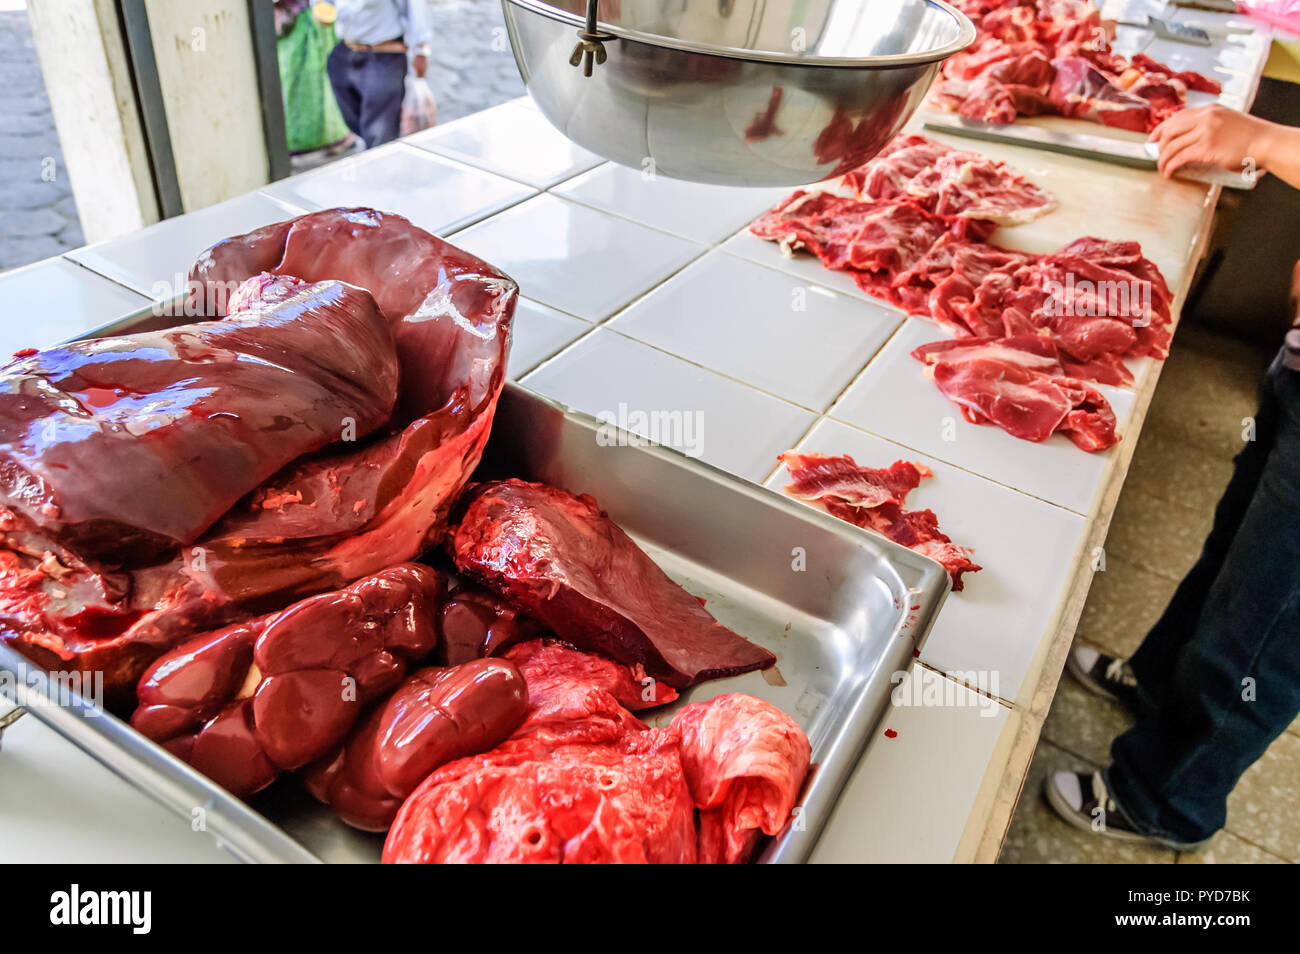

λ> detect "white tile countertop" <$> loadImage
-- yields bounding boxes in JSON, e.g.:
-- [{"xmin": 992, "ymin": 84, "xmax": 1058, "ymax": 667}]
[{"xmin": 0, "ymin": 33, "xmax": 1258, "ymax": 863}]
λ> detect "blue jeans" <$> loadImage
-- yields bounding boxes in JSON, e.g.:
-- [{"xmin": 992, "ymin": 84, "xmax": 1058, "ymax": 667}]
[
  {"xmin": 1106, "ymin": 349, "xmax": 1300, "ymax": 844},
  {"xmin": 325, "ymin": 43, "xmax": 406, "ymax": 149}
]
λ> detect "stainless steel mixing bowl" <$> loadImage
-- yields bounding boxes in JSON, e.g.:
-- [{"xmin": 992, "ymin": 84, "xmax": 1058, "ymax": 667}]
[{"xmin": 500, "ymin": 0, "xmax": 976, "ymax": 186}]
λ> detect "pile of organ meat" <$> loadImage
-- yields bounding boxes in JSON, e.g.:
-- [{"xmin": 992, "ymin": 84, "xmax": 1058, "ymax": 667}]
[
  {"xmin": 0, "ymin": 208, "xmax": 809, "ymax": 864},
  {"xmin": 931, "ymin": 0, "xmax": 1222, "ymax": 132},
  {"xmin": 779, "ymin": 454, "xmax": 980, "ymax": 590},
  {"xmin": 752, "ymin": 133, "xmax": 1178, "ymax": 451}
]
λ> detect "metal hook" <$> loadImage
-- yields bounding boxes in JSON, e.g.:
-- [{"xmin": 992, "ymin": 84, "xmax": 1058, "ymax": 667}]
[
  {"xmin": 0, "ymin": 706, "xmax": 26, "ymax": 753},
  {"xmin": 569, "ymin": 0, "xmax": 614, "ymax": 77}
]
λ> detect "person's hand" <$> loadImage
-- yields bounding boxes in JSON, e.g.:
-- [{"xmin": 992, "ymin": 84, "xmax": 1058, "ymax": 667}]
[
  {"xmin": 1149, "ymin": 104, "xmax": 1271, "ymax": 179},
  {"xmin": 412, "ymin": 53, "xmax": 428, "ymax": 78}
]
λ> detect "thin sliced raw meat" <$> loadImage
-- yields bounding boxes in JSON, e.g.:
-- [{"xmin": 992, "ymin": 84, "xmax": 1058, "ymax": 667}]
[
  {"xmin": 749, "ymin": 182, "xmax": 1170, "ymax": 388},
  {"xmin": 844, "ymin": 133, "xmax": 1056, "ymax": 225},
  {"xmin": 778, "ymin": 453, "xmax": 931, "ymax": 509},
  {"xmin": 926, "ymin": 1, "xmax": 1220, "ymax": 132},
  {"xmin": 912, "ymin": 335, "xmax": 1120, "ymax": 451}
]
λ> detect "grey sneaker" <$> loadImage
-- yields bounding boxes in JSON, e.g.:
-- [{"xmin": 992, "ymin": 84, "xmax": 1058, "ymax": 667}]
[
  {"xmin": 1066, "ymin": 647, "xmax": 1142, "ymax": 713},
  {"xmin": 1043, "ymin": 770, "xmax": 1209, "ymax": 851}
]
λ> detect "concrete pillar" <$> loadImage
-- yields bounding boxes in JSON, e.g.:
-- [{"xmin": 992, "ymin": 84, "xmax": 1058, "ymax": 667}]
[
  {"xmin": 26, "ymin": 0, "xmax": 274, "ymax": 244},
  {"xmin": 140, "ymin": 0, "xmax": 269, "ymax": 211}
]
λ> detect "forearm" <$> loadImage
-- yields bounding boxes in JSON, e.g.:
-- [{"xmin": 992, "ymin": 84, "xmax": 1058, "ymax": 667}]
[{"xmin": 1255, "ymin": 122, "xmax": 1300, "ymax": 191}]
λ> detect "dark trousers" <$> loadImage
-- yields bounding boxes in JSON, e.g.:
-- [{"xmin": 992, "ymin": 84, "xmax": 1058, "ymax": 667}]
[
  {"xmin": 1106, "ymin": 350, "xmax": 1300, "ymax": 844},
  {"xmin": 325, "ymin": 43, "xmax": 406, "ymax": 149}
]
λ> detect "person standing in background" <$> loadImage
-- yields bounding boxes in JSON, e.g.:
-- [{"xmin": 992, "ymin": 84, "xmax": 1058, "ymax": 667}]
[
  {"xmin": 1047, "ymin": 106, "xmax": 1300, "ymax": 850},
  {"xmin": 326, "ymin": 0, "xmax": 432, "ymax": 149}
]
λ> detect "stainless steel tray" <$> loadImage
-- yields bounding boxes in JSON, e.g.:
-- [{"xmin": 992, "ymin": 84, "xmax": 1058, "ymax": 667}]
[{"xmin": 0, "ymin": 382, "xmax": 950, "ymax": 864}]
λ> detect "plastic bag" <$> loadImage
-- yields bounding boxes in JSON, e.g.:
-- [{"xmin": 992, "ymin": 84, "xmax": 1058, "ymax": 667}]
[
  {"xmin": 278, "ymin": 8, "xmax": 350, "ymax": 153},
  {"xmin": 401, "ymin": 74, "xmax": 438, "ymax": 137},
  {"xmin": 1240, "ymin": 0, "xmax": 1300, "ymax": 34}
]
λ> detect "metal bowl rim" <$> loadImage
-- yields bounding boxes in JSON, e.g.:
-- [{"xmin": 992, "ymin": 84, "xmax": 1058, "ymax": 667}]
[{"xmin": 502, "ymin": 0, "xmax": 978, "ymax": 68}]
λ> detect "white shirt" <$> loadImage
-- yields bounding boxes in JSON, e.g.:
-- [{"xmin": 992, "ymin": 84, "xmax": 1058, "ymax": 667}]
[{"xmin": 332, "ymin": 0, "xmax": 433, "ymax": 50}]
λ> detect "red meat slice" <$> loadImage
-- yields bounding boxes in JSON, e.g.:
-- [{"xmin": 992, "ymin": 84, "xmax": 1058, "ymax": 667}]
[
  {"xmin": 843, "ymin": 135, "xmax": 954, "ymax": 198},
  {"xmin": 447, "ymin": 479, "xmax": 775, "ymax": 688},
  {"xmin": 912, "ymin": 152, "xmax": 1056, "ymax": 224},
  {"xmin": 1129, "ymin": 53, "xmax": 1222, "ymax": 95},
  {"xmin": 0, "ymin": 209, "xmax": 518, "ymax": 698},
  {"xmin": 779, "ymin": 452, "xmax": 981, "ymax": 589},
  {"xmin": 750, "ymin": 179, "xmax": 1170, "ymax": 390},
  {"xmin": 779, "ymin": 454, "xmax": 931, "ymax": 509},
  {"xmin": 912, "ymin": 335, "xmax": 1120, "ymax": 451},
  {"xmin": 748, "ymin": 190, "xmax": 868, "ymax": 267},
  {"xmin": 844, "ymin": 134, "xmax": 1055, "ymax": 225}
]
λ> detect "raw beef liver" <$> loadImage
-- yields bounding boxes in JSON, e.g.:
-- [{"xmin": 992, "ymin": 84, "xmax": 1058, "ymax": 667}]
[
  {"xmin": 0, "ymin": 209, "xmax": 518, "ymax": 697},
  {"xmin": 931, "ymin": 0, "xmax": 1221, "ymax": 132},
  {"xmin": 447, "ymin": 479, "xmax": 776, "ymax": 688}
]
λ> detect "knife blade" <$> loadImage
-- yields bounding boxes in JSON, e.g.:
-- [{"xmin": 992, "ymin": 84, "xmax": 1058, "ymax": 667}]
[{"xmin": 920, "ymin": 115, "xmax": 1256, "ymax": 189}]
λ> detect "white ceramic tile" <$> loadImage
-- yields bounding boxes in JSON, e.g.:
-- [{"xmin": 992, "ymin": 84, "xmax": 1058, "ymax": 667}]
[
  {"xmin": 449, "ymin": 193, "xmax": 705, "ymax": 322},
  {"xmin": 520, "ymin": 328, "xmax": 814, "ymax": 482},
  {"xmin": 506, "ymin": 297, "xmax": 592, "ymax": 379},
  {"xmin": 768, "ymin": 418, "xmax": 1089, "ymax": 704},
  {"xmin": 608, "ymin": 251, "xmax": 901, "ymax": 411},
  {"xmin": 0, "ymin": 258, "xmax": 151, "ymax": 354},
  {"xmin": 552, "ymin": 163, "xmax": 793, "ymax": 244},
  {"xmin": 720, "ymin": 227, "xmax": 905, "ymax": 308},
  {"xmin": 262, "ymin": 143, "xmax": 535, "ymax": 236},
  {"xmin": 829, "ymin": 318, "xmax": 1135, "ymax": 515},
  {"xmin": 810, "ymin": 665, "xmax": 1009, "ymax": 863},
  {"xmin": 67, "ymin": 192, "xmax": 305, "ymax": 299},
  {"xmin": 407, "ymin": 99, "xmax": 602, "ymax": 189},
  {"xmin": 0, "ymin": 703, "xmax": 236, "ymax": 863}
]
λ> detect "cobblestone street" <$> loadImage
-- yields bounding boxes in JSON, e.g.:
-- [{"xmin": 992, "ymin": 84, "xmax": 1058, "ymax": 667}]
[
  {"xmin": 426, "ymin": 0, "xmax": 526, "ymax": 123},
  {"xmin": 0, "ymin": 0, "xmax": 522, "ymax": 274},
  {"xmin": 0, "ymin": 8, "xmax": 83, "ymax": 273}
]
